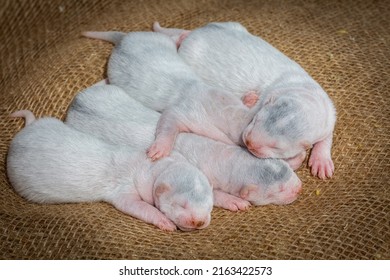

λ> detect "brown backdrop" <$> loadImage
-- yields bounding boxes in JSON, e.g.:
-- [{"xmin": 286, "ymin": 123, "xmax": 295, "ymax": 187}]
[{"xmin": 0, "ymin": 0, "xmax": 389, "ymax": 259}]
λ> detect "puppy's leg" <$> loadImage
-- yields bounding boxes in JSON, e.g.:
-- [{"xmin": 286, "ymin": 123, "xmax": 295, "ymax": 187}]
[
  {"xmin": 112, "ymin": 193, "xmax": 177, "ymax": 231},
  {"xmin": 213, "ymin": 189, "xmax": 251, "ymax": 211},
  {"xmin": 308, "ymin": 134, "xmax": 334, "ymax": 179},
  {"xmin": 147, "ymin": 110, "xmax": 188, "ymax": 161}
]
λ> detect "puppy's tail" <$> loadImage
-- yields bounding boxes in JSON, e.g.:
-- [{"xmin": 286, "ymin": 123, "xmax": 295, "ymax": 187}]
[
  {"xmin": 82, "ymin": 31, "xmax": 126, "ymax": 45},
  {"xmin": 152, "ymin": 22, "xmax": 190, "ymax": 48},
  {"xmin": 10, "ymin": 110, "xmax": 36, "ymax": 126},
  {"xmin": 152, "ymin": 22, "xmax": 185, "ymax": 36}
]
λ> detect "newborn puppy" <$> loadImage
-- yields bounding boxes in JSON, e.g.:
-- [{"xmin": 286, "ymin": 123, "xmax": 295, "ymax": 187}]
[
  {"xmin": 7, "ymin": 110, "xmax": 213, "ymax": 231},
  {"xmin": 154, "ymin": 22, "xmax": 337, "ymax": 179},
  {"xmin": 66, "ymin": 84, "xmax": 302, "ymax": 207},
  {"xmin": 82, "ymin": 31, "xmax": 258, "ymax": 161}
]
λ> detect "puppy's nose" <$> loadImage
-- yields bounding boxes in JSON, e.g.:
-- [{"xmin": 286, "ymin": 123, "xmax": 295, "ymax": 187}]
[
  {"xmin": 191, "ymin": 219, "xmax": 205, "ymax": 228},
  {"xmin": 245, "ymin": 137, "xmax": 255, "ymax": 150}
]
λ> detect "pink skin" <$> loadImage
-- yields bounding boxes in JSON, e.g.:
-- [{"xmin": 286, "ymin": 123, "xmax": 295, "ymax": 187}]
[
  {"xmin": 241, "ymin": 91, "xmax": 259, "ymax": 108},
  {"xmin": 179, "ymin": 220, "xmax": 207, "ymax": 231},
  {"xmin": 284, "ymin": 151, "xmax": 307, "ymax": 171},
  {"xmin": 244, "ymin": 135, "xmax": 307, "ymax": 172},
  {"xmin": 243, "ymin": 126, "xmax": 306, "ymax": 166},
  {"xmin": 174, "ymin": 212, "xmax": 210, "ymax": 232},
  {"xmin": 241, "ymin": 93, "xmax": 334, "ymax": 178},
  {"xmin": 177, "ymin": 210, "xmax": 210, "ymax": 231},
  {"xmin": 267, "ymin": 176, "xmax": 303, "ymax": 205},
  {"xmin": 240, "ymin": 174, "xmax": 302, "ymax": 206},
  {"xmin": 244, "ymin": 128, "xmax": 334, "ymax": 178},
  {"xmin": 115, "ymin": 190, "xmax": 211, "ymax": 232},
  {"xmin": 146, "ymin": 113, "xmax": 235, "ymax": 161},
  {"xmin": 10, "ymin": 110, "xmax": 36, "ymax": 125},
  {"xmin": 113, "ymin": 193, "xmax": 177, "ymax": 231},
  {"xmin": 244, "ymin": 135, "xmax": 307, "ymax": 171},
  {"xmin": 176, "ymin": 31, "xmax": 191, "ymax": 48},
  {"xmin": 153, "ymin": 22, "xmax": 190, "ymax": 49},
  {"xmin": 213, "ymin": 189, "xmax": 251, "ymax": 211},
  {"xmin": 174, "ymin": 214, "xmax": 210, "ymax": 232},
  {"xmin": 308, "ymin": 134, "xmax": 334, "ymax": 179},
  {"xmin": 147, "ymin": 115, "xmax": 189, "ymax": 161},
  {"xmin": 153, "ymin": 183, "xmax": 212, "ymax": 232},
  {"xmin": 147, "ymin": 92, "xmax": 259, "ymax": 161},
  {"xmin": 146, "ymin": 91, "xmax": 256, "ymax": 161}
]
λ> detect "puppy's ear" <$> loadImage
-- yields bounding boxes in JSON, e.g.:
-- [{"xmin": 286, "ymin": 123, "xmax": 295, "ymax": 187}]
[
  {"xmin": 242, "ymin": 91, "xmax": 259, "ymax": 108},
  {"xmin": 239, "ymin": 184, "xmax": 258, "ymax": 200},
  {"xmin": 155, "ymin": 183, "xmax": 171, "ymax": 198}
]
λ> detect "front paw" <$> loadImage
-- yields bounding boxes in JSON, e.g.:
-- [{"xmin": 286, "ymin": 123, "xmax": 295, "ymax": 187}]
[
  {"xmin": 308, "ymin": 154, "xmax": 334, "ymax": 179},
  {"xmin": 157, "ymin": 218, "xmax": 177, "ymax": 232},
  {"xmin": 222, "ymin": 196, "xmax": 251, "ymax": 212},
  {"xmin": 147, "ymin": 141, "xmax": 172, "ymax": 161}
]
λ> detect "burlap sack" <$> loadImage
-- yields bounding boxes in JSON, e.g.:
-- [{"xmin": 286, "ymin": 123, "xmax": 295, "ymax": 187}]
[{"xmin": 0, "ymin": 0, "xmax": 389, "ymax": 259}]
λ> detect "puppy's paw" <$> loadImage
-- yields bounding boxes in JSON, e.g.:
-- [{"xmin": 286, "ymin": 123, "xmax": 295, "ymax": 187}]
[
  {"xmin": 157, "ymin": 218, "xmax": 177, "ymax": 232},
  {"xmin": 147, "ymin": 141, "xmax": 172, "ymax": 161},
  {"xmin": 309, "ymin": 154, "xmax": 334, "ymax": 179}
]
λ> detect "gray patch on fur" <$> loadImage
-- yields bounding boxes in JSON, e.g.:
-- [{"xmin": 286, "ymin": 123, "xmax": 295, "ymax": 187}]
[
  {"xmin": 229, "ymin": 154, "xmax": 291, "ymax": 188},
  {"xmin": 249, "ymin": 160, "xmax": 290, "ymax": 186},
  {"xmin": 264, "ymin": 99, "xmax": 303, "ymax": 141}
]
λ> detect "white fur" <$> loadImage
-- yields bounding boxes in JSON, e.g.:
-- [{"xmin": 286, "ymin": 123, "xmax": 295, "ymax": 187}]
[
  {"xmin": 7, "ymin": 111, "xmax": 213, "ymax": 231},
  {"xmin": 156, "ymin": 21, "xmax": 337, "ymax": 178},
  {"xmin": 83, "ymin": 31, "xmax": 253, "ymax": 161},
  {"xmin": 66, "ymin": 85, "xmax": 302, "ymax": 206}
]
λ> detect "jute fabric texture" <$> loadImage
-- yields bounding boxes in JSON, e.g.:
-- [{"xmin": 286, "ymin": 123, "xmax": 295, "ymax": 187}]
[{"xmin": 0, "ymin": 0, "xmax": 389, "ymax": 259}]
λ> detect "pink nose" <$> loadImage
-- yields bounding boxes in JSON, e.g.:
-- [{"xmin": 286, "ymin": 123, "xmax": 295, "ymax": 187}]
[
  {"xmin": 185, "ymin": 217, "xmax": 208, "ymax": 230},
  {"xmin": 244, "ymin": 137, "xmax": 254, "ymax": 150},
  {"xmin": 191, "ymin": 220, "xmax": 205, "ymax": 228}
]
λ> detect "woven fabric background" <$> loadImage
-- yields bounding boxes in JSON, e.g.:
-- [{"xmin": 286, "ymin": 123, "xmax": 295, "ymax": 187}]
[{"xmin": 0, "ymin": 0, "xmax": 389, "ymax": 259}]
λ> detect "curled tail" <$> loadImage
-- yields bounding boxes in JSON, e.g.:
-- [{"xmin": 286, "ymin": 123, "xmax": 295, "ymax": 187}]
[
  {"xmin": 82, "ymin": 31, "xmax": 126, "ymax": 45},
  {"xmin": 152, "ymin": 22, "xmax": 191, "ymax": 48},
  {"xmin": 10, "ymin": 110, "xmax": 36, "ymax": 126}
]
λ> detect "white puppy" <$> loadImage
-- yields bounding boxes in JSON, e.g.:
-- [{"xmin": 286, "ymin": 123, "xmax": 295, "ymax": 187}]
[
  {"xmin": 82, "ymin": 31, "xmax": 259, "ymax": 162},
  {"xmin": 154, "ymin": 22, "xmax": 337, "ymax": 179},
  {"xmin": 7, "ymin": 110, "xmax": 213, "ymax": 231},
  {"xmin": 66, "ymin": 84, "xmax": 302, "ymax": 207}
]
